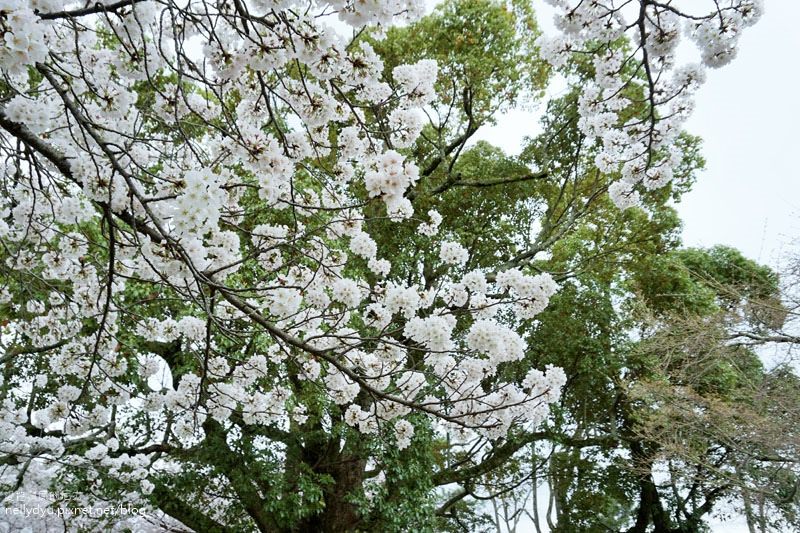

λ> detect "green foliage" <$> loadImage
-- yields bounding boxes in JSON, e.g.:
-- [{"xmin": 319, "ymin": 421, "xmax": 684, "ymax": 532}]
[
  {"xmin": 629, "ymin": 244, "xmax": 781, "ymax": 317},
  {"xmin": 376, "ymin": 0, "xmax": 548, "ymax": 121}
]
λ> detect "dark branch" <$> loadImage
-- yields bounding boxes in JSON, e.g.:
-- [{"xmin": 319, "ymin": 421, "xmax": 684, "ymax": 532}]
[{"xmin": 36, "ymin": 0, "xmax": 147, "ymax": 20}]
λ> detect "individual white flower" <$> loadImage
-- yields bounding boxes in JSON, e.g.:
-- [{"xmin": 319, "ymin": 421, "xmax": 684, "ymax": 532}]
[
  {"xmin": 439, "ymin": 241, "xmax": 469, "ymax": 266},
  {"xmin": 403, "ymin": 314, "xmax": 455, "ymax": 352},
  {"xmin": 141, "ymin": 479, "xmax": 155, "ymax": 495},
  {"xmin": 419, "ymin": 209, "xmax": 442, "ymax": 237},
  {"xmin": 364, "ymin": 303, "xmax": 391, "ymax": 330},
  {"xmin": 331, "ymin": 278, "xmax": 362, "ymax": 308},
  {"xmin": 368, "ymin": 258, "xmax": 391, "ymax": 277},
  {"xmin": 349, "ymin": 231, "xmax": 377, "ymax": 259},
  {"xmin": 176, "ymin": 316, "xmax": 205, "ymax": 341},
  {"xmin": 394, "ymin": 419, "xmax": 415, "ymax": 450},
  {"xmin": 608, "ymin": 181, "xmax": 641, "ymax": 210},
  {"xmin": 344, "ymin": 405, "xmax": 362, "ymax": 427},
  {"xmin": 383, "ymin": 283, "xmax": 421, "ymax": 319},
  {"xmin": 266, "ymin": 288, "xmax": 303, "ymax": 318},
  {"xmin": 85, "ymin": 443, "xmax": 109, "ymax": 461}
]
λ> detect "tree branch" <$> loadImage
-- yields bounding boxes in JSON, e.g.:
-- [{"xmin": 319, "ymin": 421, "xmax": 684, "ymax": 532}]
[
  {"xmin": 0, "ymin": 107, "xmax": 164, "ymax": 244},
  {"xmin": 429, "ymin": 171, "xmax": 548, "ymax": 196},
  {"xmin": 36, "ymin": 0, "xmax": 147, "ymax": 20}
]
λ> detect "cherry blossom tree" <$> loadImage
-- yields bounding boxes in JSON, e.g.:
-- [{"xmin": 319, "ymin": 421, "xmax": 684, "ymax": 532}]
[{"xmin": 0, "ymin": 0, "xmax": 763, "ymax": 530}]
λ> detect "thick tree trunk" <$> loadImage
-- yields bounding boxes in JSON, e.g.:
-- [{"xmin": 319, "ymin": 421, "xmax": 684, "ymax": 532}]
[
  {"xmin": 295, "ymin": 436, "xmax": 366, "ymax": 533},
  {"xmin": 317, "ymin": 453, "xmax": 367, "ymax": 532},
  {"xmin": 627, "ymin": 440, "xmax": 673, "ymax": 533}
]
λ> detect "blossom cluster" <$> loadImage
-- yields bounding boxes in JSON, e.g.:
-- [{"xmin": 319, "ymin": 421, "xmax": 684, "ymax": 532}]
[
  {"xmin": 536, "ymin": 0, "xmax": 762, "ymax": 209},
  {"xmin": 0, "ymin": 2, "xmax": 49, "ymax": 74}
]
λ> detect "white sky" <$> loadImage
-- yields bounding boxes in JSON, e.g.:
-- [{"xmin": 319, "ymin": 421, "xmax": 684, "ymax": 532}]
[{"xmin": 679, "ymin": 0, "xmax": 800, "ymax": 271}]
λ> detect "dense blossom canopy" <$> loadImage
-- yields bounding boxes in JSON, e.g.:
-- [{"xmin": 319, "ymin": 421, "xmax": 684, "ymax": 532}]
[{"xmin": 0, "ymin": 0, "xmax": 763, "ymax": 530}]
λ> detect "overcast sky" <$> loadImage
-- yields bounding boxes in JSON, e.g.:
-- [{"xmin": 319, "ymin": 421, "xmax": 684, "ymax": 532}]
[{"xmin": 679, "ymin": 1, "xmax": 800, "ymax": 272}]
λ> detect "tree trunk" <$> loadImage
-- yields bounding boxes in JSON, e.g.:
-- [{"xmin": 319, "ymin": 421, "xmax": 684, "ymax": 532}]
[{"xmin": 296, "ymin": 437, "xmax": 366, "ymax": 533}]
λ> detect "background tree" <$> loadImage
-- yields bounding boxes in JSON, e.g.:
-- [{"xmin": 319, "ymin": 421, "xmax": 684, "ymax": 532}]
[{"xmin": 444, "ymin": 244, "xmax": 800, "ymax": 532}]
